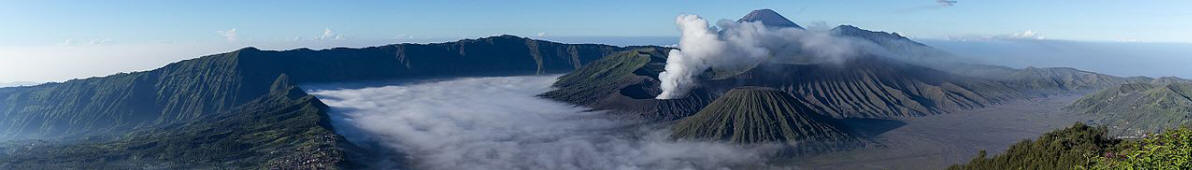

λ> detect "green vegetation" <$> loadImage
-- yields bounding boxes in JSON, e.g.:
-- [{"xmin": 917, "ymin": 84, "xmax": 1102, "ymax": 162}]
[
  {"xmin": 541, "ymin": 48, "xmax": 665, "ymax": 105},
  {"xmin": 1068, "ymin": 83, "xmax": 1192, "ymax": 136},
  {"xmin": 950, "ymin": 123, "xmax": 1192, "ymax": 170},
  {"xmin": 1093, "ymin": 127, "xmax": 1192, "ymax": 169},
  {"xmin": 671, "ymin": 87, "xmax": 861, "ymax": 153},
  {"xmin": 0, "ymin": 75, "xmax": 359, "ymax": 169},
  {"xmin": 948, "ymin": 123, "xmax": 1122, "ymax": 170}
]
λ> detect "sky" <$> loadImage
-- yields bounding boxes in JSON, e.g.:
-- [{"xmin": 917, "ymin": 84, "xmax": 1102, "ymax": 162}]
[{"xmin": 2, "ymin": 0, "xmax": 1191, "ymax": 83}]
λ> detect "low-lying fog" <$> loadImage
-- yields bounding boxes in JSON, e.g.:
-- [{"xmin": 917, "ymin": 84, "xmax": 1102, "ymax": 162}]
[{"xmin": 308, "ymin": 75, "xmax": 782, "ymax": 170}]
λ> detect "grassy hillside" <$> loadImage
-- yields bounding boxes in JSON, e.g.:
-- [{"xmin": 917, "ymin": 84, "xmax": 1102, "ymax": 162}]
[
  {"xmin": 0, "ymin": 75, "xmax": 361, "ymax": 169},
  {"xmin": 671, "ymin": 87, "xmax": 862, "ymax": 153},
  {"xmin": 0, "ymin": 35, "xmax": 623, "ymax": 141},
  {"xmin": 539, "ymin": 47, "xmax": 720, "ymax": 120},
  {"xmin": 1068, "ymin": 83, "xmax": 1192, "ymax": 136},
  {"xmin": 947, "ymin": 123, "xmax": 1121, "ymax": 170},
  {"xmin": 541, "ymin": 48, "xmax": 661, "ymax": 105},
  {"xmin": 950, "ymin": 123, "xmax": 1192, "ymax": 170}
]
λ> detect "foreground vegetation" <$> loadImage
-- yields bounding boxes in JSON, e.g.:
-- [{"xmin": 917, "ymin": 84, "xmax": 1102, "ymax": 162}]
[
  {"xmin": 1092, "ymin": 127, "xmax": 1192, "ymax": 169},
  {"xmin": 950, "ymin": 122, "xmax": 1192, "ymax": 170}
]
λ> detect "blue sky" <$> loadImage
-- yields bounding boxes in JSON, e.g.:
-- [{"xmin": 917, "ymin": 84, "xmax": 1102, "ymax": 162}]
[
  {"xmin": 2, "ymin": 0, "xmax": 1191, "ymax": 83},
  {"xmin": 4, "ymin": 0, "xmax": 1191, "ymax": 45}
]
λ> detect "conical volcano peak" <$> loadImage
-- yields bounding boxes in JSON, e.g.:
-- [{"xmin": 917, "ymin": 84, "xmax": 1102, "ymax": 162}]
[
  {"xmin": 738, "ymin": 9, "xmax": 804, "ymax": 29},
  {"xmin": 671, "ymin": 86, "xmax": 861, "ymax": 151}
]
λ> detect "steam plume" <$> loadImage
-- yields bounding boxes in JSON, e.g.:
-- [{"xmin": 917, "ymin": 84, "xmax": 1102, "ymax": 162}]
[{"xmin": 656, "ymin": 14, "xmax": 877, "ymax": 99}]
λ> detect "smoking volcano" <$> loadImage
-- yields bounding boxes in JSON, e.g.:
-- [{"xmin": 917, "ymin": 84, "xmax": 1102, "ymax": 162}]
[{"xmin": 547, "ymin": 9, "xmax": 1143, "ymax": 121}]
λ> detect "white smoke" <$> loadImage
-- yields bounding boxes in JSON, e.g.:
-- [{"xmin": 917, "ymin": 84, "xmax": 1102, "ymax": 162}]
[
  {"xmin": 656, "ymin": 14, "xmax": 878, "ymax": 99},
  {"xmin": 309, "ymin": 75, "xmax": 783, "ymax": 170}
]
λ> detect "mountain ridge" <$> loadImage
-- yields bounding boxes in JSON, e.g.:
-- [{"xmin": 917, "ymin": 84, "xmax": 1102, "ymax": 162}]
[
  {"xmin": 0, "ymin": 35, "xmax": 640, "ymax": 169},
  {"xmin": 0, "ymin": 35, "xmax": 628, "ymax": 141},
  {"xmin": 1, "ymin": 74, "xmax": 363, "ymax": 169}
]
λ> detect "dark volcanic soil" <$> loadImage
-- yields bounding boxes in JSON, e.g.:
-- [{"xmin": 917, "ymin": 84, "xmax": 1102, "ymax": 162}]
[{"xmin": 780, "ymin": 95, "xmax": 1091, "ymax": 170}]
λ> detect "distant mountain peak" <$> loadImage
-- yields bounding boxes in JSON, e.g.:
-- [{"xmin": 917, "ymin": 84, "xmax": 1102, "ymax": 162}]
[{"xmin": 738, "ymin": 9, "xmax": 804, "ymax": 29}]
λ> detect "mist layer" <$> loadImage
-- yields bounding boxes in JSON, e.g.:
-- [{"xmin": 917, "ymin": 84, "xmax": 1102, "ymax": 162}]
[{"xmin": 309, "ymin": 75, "xmax": 781, "ymax": 170}]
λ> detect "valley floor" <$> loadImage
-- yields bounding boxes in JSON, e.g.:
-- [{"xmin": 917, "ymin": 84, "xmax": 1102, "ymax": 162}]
[{"xmin": 783, "ymin": 95, "xmax": 1090, "ymax": 170}]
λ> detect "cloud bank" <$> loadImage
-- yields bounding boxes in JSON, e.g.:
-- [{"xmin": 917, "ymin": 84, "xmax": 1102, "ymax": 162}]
[
  {"xmin": 309, "ymin": 75, "xmax": 782, "ymax": 170},
  {"xmin": 318, "ymin": 28, "xmax": 344, "ymax": 40},
  {"xmin": 937, "ymin": 0, "xmax": 958, "ymax": 6},
  {"xmin": 656, "ymin": 14, "xmax": 880, "ymax": 99},
  {"xmin": 217, "ymin": 28, "xmax": 238, "ymax": 42}
]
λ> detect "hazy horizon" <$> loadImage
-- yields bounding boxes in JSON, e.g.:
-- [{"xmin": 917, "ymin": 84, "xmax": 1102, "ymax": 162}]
[{"xmin": 3, "ymin": 35, "xmax": 1189, "ymax": 85}]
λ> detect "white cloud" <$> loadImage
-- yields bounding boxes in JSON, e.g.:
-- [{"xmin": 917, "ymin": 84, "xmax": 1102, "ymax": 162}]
[
  {"xmin": 321, "ymin": 28, "xmax": 334, "ymax": 39},
  {"xmin": 937, "ymin": 0, "xmax": 957, "ymax": 6},
  {"xmin": 394, "ymin": 34, "xmax": 415, "ymax": 39},
  {"xmin": 58, "ymin": 39, "xmax": 75, "ymax": 46},
  {"xmin": 0, "ymin": 81, "xmax": 40, "ymax": 88},
  {"xmin": 309, "ymin": 75, "xmax": 782, "ymax": 170},
  {"xmin": 1004, "ymin": 30, "xmax": 1045, "ymax": 40},
  {"xmin": 895, "ymin": 0, "xmax": 957, "ymax": 13},
  {"xmin": 536, "ymin": 32, "xmax": 547, "ymax": 37},
  {"xmin": 946, "ymin": 30, "xmax": 1047, "ymax": 41},
  {"xmin": 217, "ymin": 28, "xmax": 238, "ymax": 42},
  {"xmin": 58, "ymin": 38, "xmax": 112, "ymax": 46},
  {"xmin": 88, "ymin": 39, "xmax": 112, "ymax": 45},
  {"xmin": 317, "ymin": 28, "xmax": 344, "ymax": 40}
]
